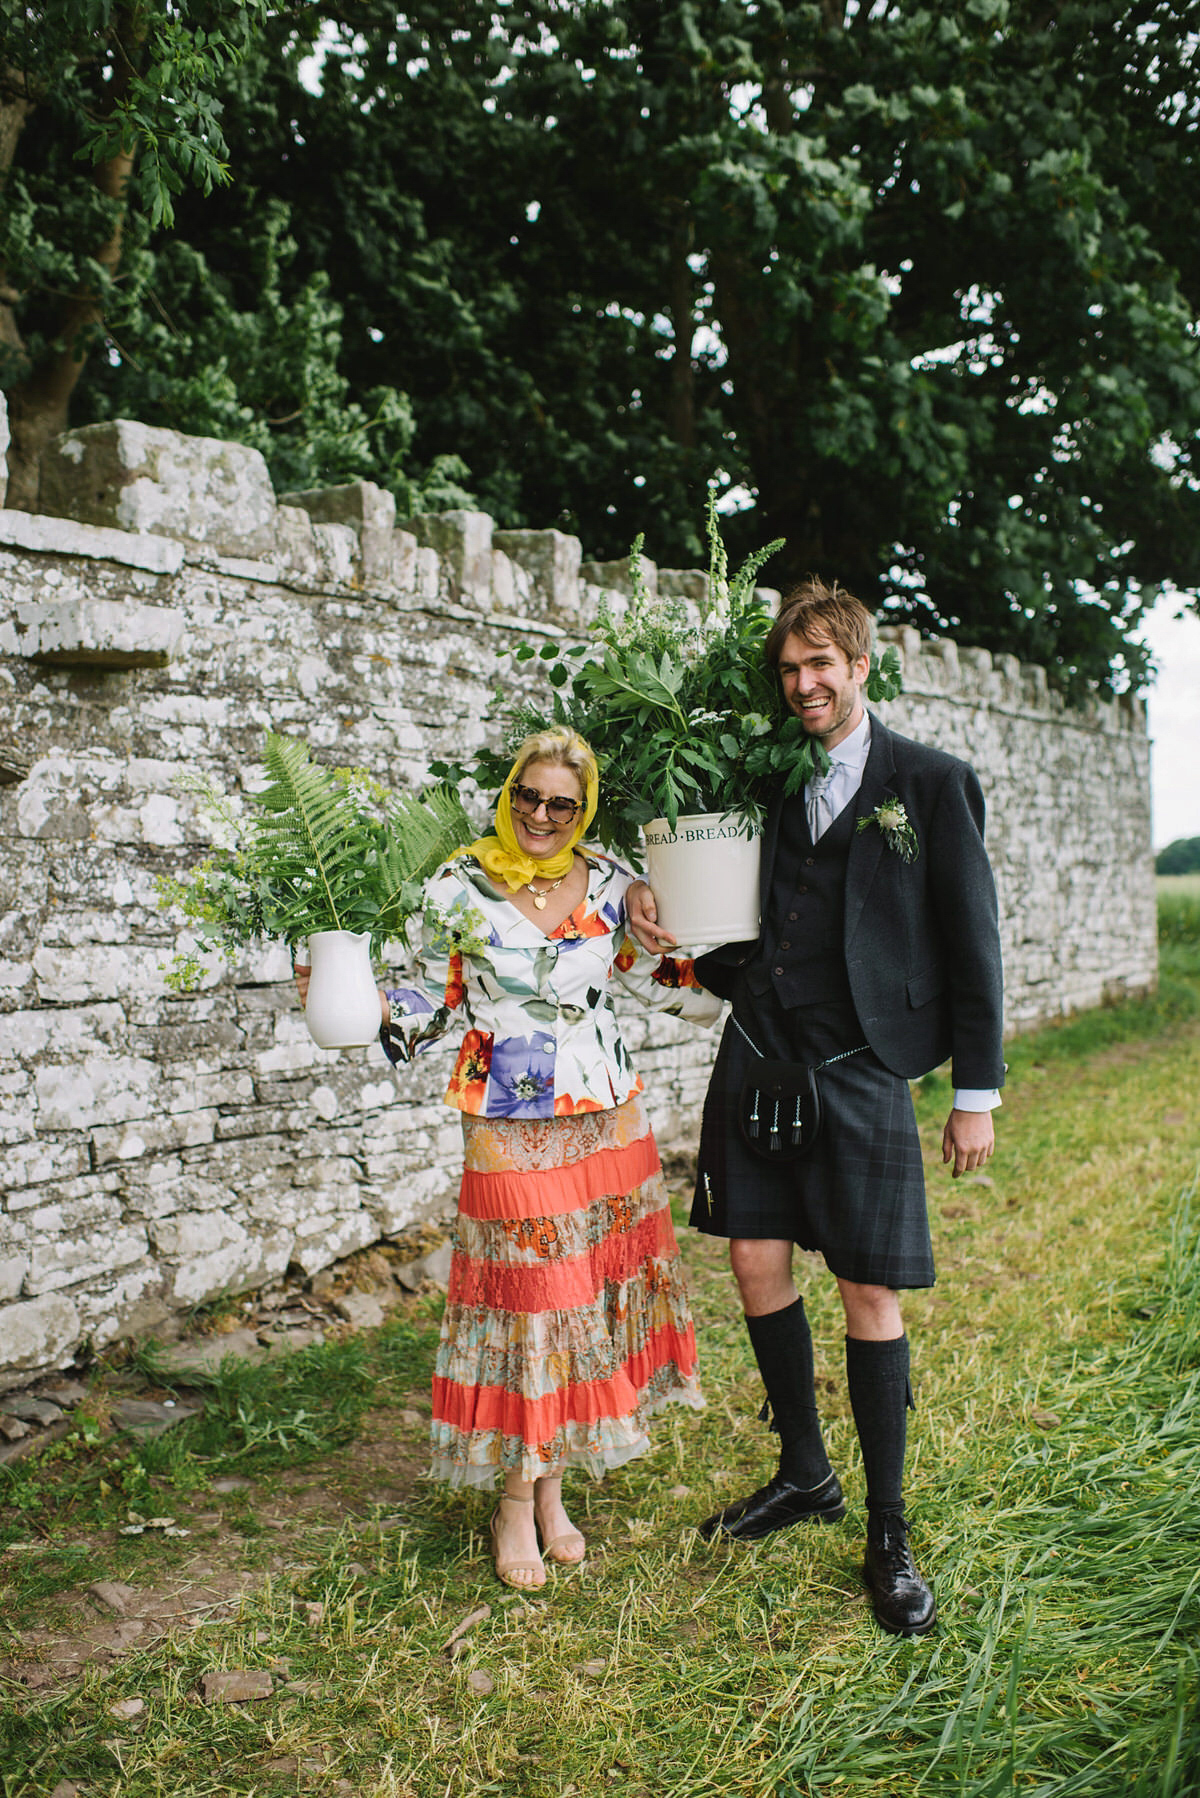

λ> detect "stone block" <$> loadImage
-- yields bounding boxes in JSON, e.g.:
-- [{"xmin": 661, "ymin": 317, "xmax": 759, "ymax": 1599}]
[
  {"xmin": 40, "ymin": 422, "xmax": 276, "ymax": 560},
  {"xmin": 289, "ymin": 1206, "xmax": 377, "ymax": 1275},
  {"xmin": 0, "ymin": 1138, "xmax": 91, "ymax": 1195},
  {"xmin": 0, "ymin": 1293, "xmax": 80, "ymax": 1383},
  {"xmin": 958, "ymin": 646, "xmax": 993, "ymax": 677},
  {"xmin": 280, "ymin": 480, "xmax": 396, "ymax": 535},
  {"xmin": 366, "ymin": 1164, "xmax": 457, "ymax": 1231},
  {"xmin": 579, "ymin": 551, "xmax": 657, "ymax": 599},
  {"xmin": 878, "ymin": 623, "xmax": 922, "ymax": 665},
  {"xmin": 415, "ymin": 545, "xmax": 440, "ymax": 599},
  {"xmin": 658, "ymin": 568, "xmax": 709, "ymax": 605},
  {"xmin": 1021, "ymin": 663, "xmax": 1049, "ymax": 708},
  {"xmin": 148, "ymin": 1209, "xmax": 245, "ymax": 1259},
  {"xmin": 490, "ymin": 548, "xmax": 516, "ymax": 613},
  {"xmin": 923, "ymin": 638, "xmax": 961, "ymax": 684},
  {"xmin": 91, "ymin": 1109, "xmax": 220, "ymax": 1165},
  {"xmin": 493, "ymin": 528, "xmax": 583, "ymax": 619},
  {"xmin": 0, "ymin": 1256, "xmax": 28, "ymax": 1300},
  {"xmin": 34, "ymin": 1053, "xmax": 160, "ymax": 1130},
  {"xmin": 33, "ymin": 944, "xmax": 166, "ymax": 1006},
  {"xmin": 994, "ymin": 652, "xmax": 1022, "ymax": 696},
  {"xmin": 12, "ymin": 597, "xmax": 184, "ymax": 668},
  {"xmin": 279, "ymin": 481, "xmax": 397, "ymax": 586},
  {"xmin": 311, "ymin": 522, "xmax": 358, "ymax": 587},
  {"xmin": 392, "ymin": 528, "xmax": 418, "ymax": 592},
  {"xmin": 0, "ymin": 507, "xmax": 184, "ymax": 573},
  {"xmin": 273, "ymin": 504, "xmax": 320, "ymax": 584},
  {"xmin": 406, "ymin": 510, "xmax": 493, "ymax": 605},
  {"xmin": 27, "ymin": 1222, "xmax": 147, "ymax": 1295},
  {"xmin": 168, "ymin": 1225, "xmax": 292, "ymax": 1306}
]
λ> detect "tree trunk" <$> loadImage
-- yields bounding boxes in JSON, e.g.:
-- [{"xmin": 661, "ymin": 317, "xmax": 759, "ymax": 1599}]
[
  {"xmin": 3, "ymin": 7, "xmax": 143, "ymax": 510},
  {"xmin": 4, "ymin": 137, "xmax": 135, "ymax": 510},
  {"xmin": 0, "ymin": 65, "xmax": 36, "ymax": 431}
]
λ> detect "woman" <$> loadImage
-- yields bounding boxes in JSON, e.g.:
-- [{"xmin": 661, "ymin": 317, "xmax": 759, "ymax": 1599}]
[{"xmin": 373, "ymin": 727, "xmax": 719, "ymax": 1589}]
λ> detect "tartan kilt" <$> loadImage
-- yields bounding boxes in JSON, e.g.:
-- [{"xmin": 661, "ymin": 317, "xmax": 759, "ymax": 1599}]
[{"xmin": 691, "ymin": 989, "xmax": 935, "ymax": 1290}]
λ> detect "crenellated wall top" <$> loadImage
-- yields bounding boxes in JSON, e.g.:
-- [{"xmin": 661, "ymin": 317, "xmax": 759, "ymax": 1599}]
[{"xmin": 1, "ymin": 417, "xmax": 1142, "ymax": 742}]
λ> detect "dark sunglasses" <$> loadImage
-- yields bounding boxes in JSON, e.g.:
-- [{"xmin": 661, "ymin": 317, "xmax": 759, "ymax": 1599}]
[{"xmin": 510, "ymin": 782, "xmax": 583, "ymax": 823}]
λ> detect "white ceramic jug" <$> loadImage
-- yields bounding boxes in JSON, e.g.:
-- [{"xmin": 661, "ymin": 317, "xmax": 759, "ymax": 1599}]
[{"xmin": 303, "ymin": 929, "xmax": 381, "ymax": 1049}]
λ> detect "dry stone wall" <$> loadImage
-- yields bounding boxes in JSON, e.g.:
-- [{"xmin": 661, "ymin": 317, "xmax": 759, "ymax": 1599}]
[{"xmin": 0, "ymin": 414, "xmax": 1157, "ymax": 1385}]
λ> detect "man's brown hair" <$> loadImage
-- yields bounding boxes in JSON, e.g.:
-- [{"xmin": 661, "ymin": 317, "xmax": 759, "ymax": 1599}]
[{"xmin": 764, "ymin": 576, "xmax": 874, "ymax": 672}]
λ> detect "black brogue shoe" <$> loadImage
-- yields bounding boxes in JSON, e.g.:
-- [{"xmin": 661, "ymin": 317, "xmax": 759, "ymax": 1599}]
[
  {"xmin": 697, "ymin": 1471, "xmax": 845, "ymax": 1542},
  {"xmin": 863, "ymin": 1512, "xmax": 937, "ymax": 1636}
]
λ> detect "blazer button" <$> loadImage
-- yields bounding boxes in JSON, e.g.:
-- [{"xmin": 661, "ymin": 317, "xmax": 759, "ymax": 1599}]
[
  {"xmin": 788, "ymin": 910, "xmax": 798, "ymax": 921},
  {"xmin": 805, "ymin": 857, "xmax": 815, "ymax": 866},
  {"xmin": 773, "ymin": 966, "xmax": 784, "ymax": 977},
  {"xmin": 797, "ymin": 884, "xmax": 808, "ymax": 895},
  {"xmin": 780, "ymin": 940, "xmax": 791, "ymax": 951}
]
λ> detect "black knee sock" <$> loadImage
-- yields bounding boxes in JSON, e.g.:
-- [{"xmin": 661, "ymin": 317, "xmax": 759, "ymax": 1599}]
[
  {"xmin": 845, "ymin": 1334, "xmax": 914, "ymax": 1517},
  {"xmin": 745, "ymin": 1298, "xmax": 833, "ymax": 1490}
]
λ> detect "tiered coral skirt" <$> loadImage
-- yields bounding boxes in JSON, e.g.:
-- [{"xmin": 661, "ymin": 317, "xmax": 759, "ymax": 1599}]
[{"xmin": 430, "ymin": 1095, "xmax": 703, "ymax": 1487}]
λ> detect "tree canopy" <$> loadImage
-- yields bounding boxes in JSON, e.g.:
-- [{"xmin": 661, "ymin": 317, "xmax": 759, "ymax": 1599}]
[
  {"xmin": 1157, "ymin": 837, "xmax": 1200, "ymax": 876},
  {"xmin": 4, "ymin": 1, "xmax": 1199, "ymax": 692}
]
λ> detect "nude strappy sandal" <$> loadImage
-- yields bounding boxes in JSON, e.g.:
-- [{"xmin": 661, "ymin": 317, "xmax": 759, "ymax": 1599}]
[
  {"xmin": 490, "ymin": 1492, "xmax": 546, "ymax": 1590},
  {"xmin": 534, "ymin": 1479, "xmax": 586, "ymax": 1565}
]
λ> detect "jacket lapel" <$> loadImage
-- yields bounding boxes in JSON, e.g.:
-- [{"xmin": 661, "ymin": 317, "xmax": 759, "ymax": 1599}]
[{"xmin": 844, "ymin": 713, "xmax": 897, "ymax": 949}]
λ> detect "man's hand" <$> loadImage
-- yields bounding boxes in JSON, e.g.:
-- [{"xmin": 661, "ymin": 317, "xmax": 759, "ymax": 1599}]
[
  {"xmin": 941, "ymin": 1107, "xmax": 995, "ymax": 1178},
  {"xmin": 626, "ymin": 879, "xmax": 678, "ymax": 953}
]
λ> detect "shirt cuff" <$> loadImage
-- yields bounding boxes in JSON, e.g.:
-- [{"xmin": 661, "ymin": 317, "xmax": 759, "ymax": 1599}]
[{"xmin": 953, "ymin": 1088, "xmax": 1002, "ymax": 1111}]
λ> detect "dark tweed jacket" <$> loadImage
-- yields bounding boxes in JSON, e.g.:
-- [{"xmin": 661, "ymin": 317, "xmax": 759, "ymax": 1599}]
[{"xmin": 697, "ymin": 715, "xmax": 1006, "ymax": 1090}]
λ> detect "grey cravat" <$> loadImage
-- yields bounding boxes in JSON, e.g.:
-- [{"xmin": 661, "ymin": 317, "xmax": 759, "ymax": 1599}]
[{"xmin": 806, "ymin": 767, "xmax": 837, "ymax": 842}]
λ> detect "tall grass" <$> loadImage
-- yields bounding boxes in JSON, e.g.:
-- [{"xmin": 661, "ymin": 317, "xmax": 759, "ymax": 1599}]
[{"xmin": 1159, "ymin": 878, "xmax": 1200, "ymax": 948}]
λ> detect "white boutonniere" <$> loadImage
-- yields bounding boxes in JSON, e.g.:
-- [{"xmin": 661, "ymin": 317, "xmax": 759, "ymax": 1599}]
[{"xmin": 856, "ymin": 799, "xmax": 918, "ymax": 863}]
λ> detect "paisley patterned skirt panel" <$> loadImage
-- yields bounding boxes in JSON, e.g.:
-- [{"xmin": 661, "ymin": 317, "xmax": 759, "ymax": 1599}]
[{"xmin": 430, "ymin": 1095, "xmax": 703, "ymax": 1487}]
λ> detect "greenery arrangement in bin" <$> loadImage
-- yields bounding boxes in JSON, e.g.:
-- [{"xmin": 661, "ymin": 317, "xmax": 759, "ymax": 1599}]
[
  {"xmin": 433, "ymin": 494, "xmax": 903, "ymax": 863},
  {"xmin": 157, "ymin": 732, "xmax": 473, "ymax": 991}
]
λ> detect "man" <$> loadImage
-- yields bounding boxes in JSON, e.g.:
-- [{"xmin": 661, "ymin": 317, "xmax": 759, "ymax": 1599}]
[{"xmin": 628, "ymin": 578, "xmax": 1004, "ymax": 1636}]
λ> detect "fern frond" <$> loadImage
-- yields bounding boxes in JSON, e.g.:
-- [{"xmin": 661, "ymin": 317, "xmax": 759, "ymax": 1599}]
[
  {"xmin": 256, "ymin": 733, "xmax": 362, "ymax": 930},
  {"xmin": 369, "ymin": 785, "xmax": 474, "ymax": 935}
]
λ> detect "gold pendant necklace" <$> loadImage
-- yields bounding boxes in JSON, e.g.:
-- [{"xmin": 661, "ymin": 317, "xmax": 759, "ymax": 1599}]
[{"xmin": 526, "ymin": 870, "xmax": 569, "ymax": 910}]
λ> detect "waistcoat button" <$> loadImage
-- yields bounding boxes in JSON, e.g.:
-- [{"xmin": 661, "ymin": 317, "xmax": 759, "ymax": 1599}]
[
  {"xmin": 780, "ymin": 940, "xmax": 791, "ymax": 951},
  {"xmin": 773, "ymin": 966, "xmax": 784, "ymax": 977}
]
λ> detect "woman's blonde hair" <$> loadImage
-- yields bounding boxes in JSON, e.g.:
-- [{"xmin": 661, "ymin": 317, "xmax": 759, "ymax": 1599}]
[{"xmin": 511, "ymin": 725, "xmax": 596, "ymax": 798}]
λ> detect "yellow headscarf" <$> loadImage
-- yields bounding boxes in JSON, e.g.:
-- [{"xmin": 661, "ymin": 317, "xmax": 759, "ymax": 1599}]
[{"xmin": 465, "ymin": 732, "xmax": 600, "ymax": 893}]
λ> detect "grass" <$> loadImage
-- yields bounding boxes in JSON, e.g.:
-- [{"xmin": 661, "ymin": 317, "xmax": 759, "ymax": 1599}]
[
  {"xmin": 2, "ymin": 910, "xmax": 1200, "ymax": 1796},
  {"xmin": 1159, "ymin": 876, "xmax": 1200, "ymax": 948}
]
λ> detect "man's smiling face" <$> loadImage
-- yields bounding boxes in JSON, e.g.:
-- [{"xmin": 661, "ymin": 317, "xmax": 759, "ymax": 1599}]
[{"xmin": 777, "ymin": 630, "xmax": 870, "ymax": 752}]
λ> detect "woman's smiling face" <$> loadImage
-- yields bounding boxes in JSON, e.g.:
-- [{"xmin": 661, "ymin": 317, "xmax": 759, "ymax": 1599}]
[{"xmin": 509, "ymin": 758, "xmax": 584, "ymax": 861}]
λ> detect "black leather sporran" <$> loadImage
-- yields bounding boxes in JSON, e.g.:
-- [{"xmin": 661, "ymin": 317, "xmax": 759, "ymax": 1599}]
[{"xmin": 732, "ymin": 1017, "xmax": 867, "ymax": 1163}]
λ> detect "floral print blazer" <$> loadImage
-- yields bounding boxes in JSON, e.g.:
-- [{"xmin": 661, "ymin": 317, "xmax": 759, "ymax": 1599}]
[{"xmin": 379, "ymin": 851, "xmax": 721, "ymax": 1119}]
